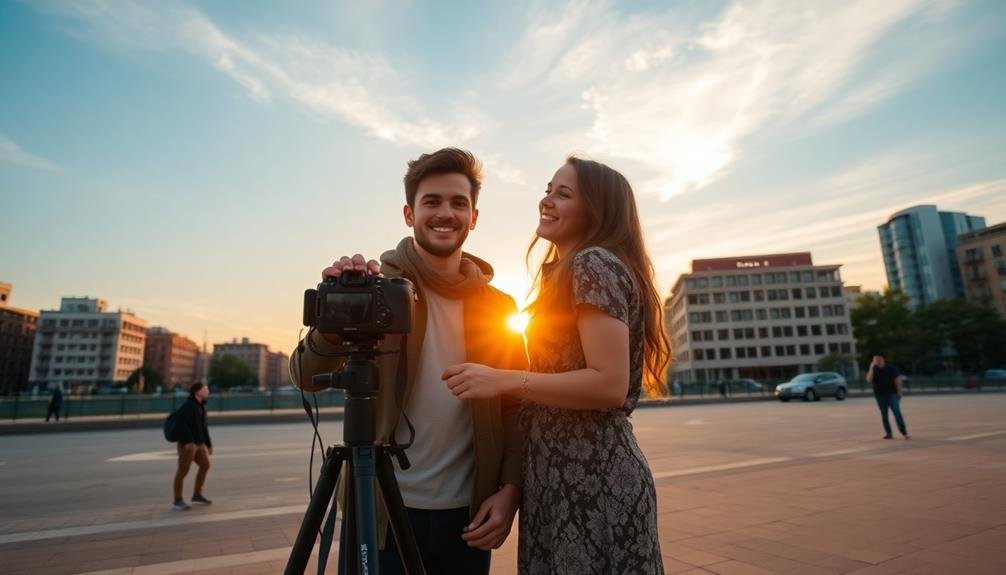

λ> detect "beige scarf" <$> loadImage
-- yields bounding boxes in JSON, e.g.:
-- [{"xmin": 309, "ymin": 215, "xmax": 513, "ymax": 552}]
[{"xmin": 380, "ymin": 237, "xmax": 493, "ymax": 299}]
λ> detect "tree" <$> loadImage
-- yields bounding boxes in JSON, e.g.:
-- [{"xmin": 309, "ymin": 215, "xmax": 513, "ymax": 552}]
[
  {"xmin": 915, "ymin": 299, "xmax": 1006, "ymax": 373},
  {"xmin": 816, "ymin": 353, "xmax": 854, "ymax": 377},
  {"xmin": 850, "ymin": 289, "xmax": 923, "ymax": 372},
  {"xmin": 127, "ymin": 366, "xmax": 163, "ymax": 394},
  {"xmin": 209, "ymin": 354, "xmax": 258, "ymax": 389}
]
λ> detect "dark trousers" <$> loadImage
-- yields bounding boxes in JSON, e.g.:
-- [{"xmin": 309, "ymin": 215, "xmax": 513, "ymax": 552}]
[
  {"xmin": 45, "ymin": 404, "xmax": 61, "ymax": 422},
  {"xmin": 339, "ymin": 506, "xmax": 490, "ymax": 575},
  {"xmin": 875, "ymin": 393, "xmax": 908, "ymax": 436}
]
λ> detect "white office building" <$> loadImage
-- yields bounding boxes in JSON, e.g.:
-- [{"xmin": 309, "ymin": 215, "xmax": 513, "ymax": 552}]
[{"xmin": 666, "ymin": 253, "xmax": 857, "ymax": 384}]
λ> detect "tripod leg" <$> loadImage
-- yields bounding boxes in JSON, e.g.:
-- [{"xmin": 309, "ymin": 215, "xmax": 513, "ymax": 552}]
[
  {"xmin": 350, "ymin": 446, "xmax": 381, "ymax": 575},
  {"xmin": 285, "ymin": 447, "xmax": 346, "ymax": 575},
  {"xmin": 376, "ymin": 448, "xmax": 426, "ymax": 575}
]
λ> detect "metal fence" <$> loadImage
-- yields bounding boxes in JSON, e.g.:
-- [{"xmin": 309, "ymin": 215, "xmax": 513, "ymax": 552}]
[
  {"xmin": 0, "ymin": 389, "xmax": 346, "ymax": 422},
  {"xmin": 669, "ymin": 376, "xmax": 1006, "ymax": 400}
]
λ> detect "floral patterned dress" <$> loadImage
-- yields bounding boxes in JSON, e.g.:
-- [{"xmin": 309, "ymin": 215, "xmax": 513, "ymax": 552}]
[{"xmin": 518, "ymin": 247, "xmax": 663, "ymax": 574}]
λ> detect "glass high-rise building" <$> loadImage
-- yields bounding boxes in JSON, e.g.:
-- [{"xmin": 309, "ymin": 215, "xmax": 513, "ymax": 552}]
[{"xmin": 878, "ymin": 205, "xmax": 986, "ymax": 308}]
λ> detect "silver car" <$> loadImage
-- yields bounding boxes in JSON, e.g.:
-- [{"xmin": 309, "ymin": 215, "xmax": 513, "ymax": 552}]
[{"xmin": 775, "ymin": 372, "xmax": 847, "ymax": 402}]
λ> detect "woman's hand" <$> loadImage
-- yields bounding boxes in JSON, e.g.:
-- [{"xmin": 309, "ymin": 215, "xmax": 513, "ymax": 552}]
[{"xmin": 442, "ymin": 363, "xmax": 516, "ymax": 400}]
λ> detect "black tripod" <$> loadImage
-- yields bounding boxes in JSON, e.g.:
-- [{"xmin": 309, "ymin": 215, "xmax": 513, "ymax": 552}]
[{"xmin": 285, "ymin": 352, "xmax": 426, "ymax": 575}]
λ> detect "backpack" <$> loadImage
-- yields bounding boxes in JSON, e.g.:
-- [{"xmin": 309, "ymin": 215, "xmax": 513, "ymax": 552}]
[{"xmin": 163, "ymin": 408, "xmax": 181, "ymax": 442}]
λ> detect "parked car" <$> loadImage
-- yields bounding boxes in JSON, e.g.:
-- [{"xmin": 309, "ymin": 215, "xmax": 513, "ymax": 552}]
[
  {"xmin": 983, "ymin": 369, "xmax": 1006, "ymax": 380},
  {"xmin": 775, "ymin": 372, "xmax": 847, "ymax": 402}
]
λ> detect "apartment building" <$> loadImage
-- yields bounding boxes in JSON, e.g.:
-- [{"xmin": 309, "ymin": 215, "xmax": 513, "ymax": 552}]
[
  {"xmin": 0, "ymin": 283, "xmax": 39, "ymax": 395},
  {"xmin": 666, "ymin": 253, "xmax": 857, "ymax": 384},
  {"xmin": 957, "ymin": 222, "xmax": 1006, "ymax": 316},
  {"xmin": 144, "ymin": 327, "xmax": 200, "ymax": 390},
  {"xmin": 212, "ymin": 338, "xmax": 291, "ymax": 390},
  {"xmin": 28, "ymin": 297, "xmax": 147, "ymax": 392}
]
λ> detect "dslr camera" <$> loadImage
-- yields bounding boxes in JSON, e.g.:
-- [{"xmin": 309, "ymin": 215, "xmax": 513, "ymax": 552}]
[{"xmin": 303, "ymin": 271, "xmax": 416, "ymax": 340}]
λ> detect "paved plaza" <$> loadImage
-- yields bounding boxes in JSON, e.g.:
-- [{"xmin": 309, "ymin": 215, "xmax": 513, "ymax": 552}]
[{"xmin": 1, "ymin": 393, "xmax": 1004, "ymax": 574}]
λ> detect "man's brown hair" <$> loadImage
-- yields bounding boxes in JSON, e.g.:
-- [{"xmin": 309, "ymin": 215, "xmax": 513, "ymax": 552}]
[{"xmin": 403, "ymin": 148, "xmax": 482, "ymax": 208}]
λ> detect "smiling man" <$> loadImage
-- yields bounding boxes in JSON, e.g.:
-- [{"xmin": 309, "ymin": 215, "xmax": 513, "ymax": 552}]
[{"xmin": 290, "ymin": 148, "xmax": 528, "ymax": 575}]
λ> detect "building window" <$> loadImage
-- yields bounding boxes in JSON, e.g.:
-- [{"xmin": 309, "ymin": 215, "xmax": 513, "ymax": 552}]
[
  {"xmin": 802, "ymin": 271, "xmax": 814, "ymax": 282},
  {"xmin": 797, "ymin": 325, "xmax": 808, "ymax": 337},
  {"xmin": 814, "ymin": 343, "xmax": 825, "ymax": 355},
  {"xmin": 718, "ymin": 329, "xmax": 730, "ymax": 340},
  {"xmin": 811, "ymin": 325, "xmax": 822, "ymax": 336},
  {"xmin": 761, "ymin": 346, "xmax": 772, "ymax": 357},
  {"xmin": 795, "ymin": 306, "xmax": 806, "ymax": 318},
  {"xmin": 751, "ymin": 274, "xmax": 762, "ymax": 285},
  {"xmin": 800, "ymin": 344, "xmax": 810, "ymax": 355},
  {"xmin": 710, "ymin": 277, "xmax": 722, "ymax": 288},
  {"xmin": 715, "ymin": 311, "xmax": 728, "ymax": 322},
  {"xmin": 808, "ymin": 306, "xmax": 820, "ymax": 317},
  {"xmin": 992, "ymin": 244, "xmax": 1003, "ymax": 258},
  {"xmin": 805, "ymin": 287, "xmax": 817, "ymax": 299},
  {"xmin": 758, "ymin": 327, "xmax": 769, "ymax": 338}
]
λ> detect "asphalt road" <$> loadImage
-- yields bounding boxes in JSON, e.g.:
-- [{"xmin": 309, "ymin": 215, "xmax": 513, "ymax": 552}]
[{"xmin": 1, "ymin": 393, "xmax": 1004, "ymax": 574}]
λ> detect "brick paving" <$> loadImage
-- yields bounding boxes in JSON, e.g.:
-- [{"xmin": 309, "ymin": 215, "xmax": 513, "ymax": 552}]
[{"xmin": 1, "ymin": 394, "xmax": 1004, "ymax": 574}]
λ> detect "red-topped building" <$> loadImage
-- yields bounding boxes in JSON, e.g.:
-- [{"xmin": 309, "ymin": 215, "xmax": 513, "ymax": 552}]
[{"xmin": 666, "ymin": 252, "xmax": 857, "ymax": 385}]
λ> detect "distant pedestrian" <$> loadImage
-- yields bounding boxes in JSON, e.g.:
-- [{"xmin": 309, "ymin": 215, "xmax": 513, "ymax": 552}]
[
  {"xmin": 171, "ymin": 382, "xmax": 213, "ymax": 510},
  {"xmin": 718, "ymin": 379, "xmax": 729, "ymax": 398},
  {"xmin": 45, "ymin": 386, "xmax": 63, "ymax": 422},
  {"xmin": 865, "ymin": 353, "xmax": 910, "ymax": 440}
]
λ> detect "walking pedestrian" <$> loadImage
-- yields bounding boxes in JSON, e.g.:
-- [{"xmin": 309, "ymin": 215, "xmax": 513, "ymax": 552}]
[
  {"xmin": 865, "ymin": 352, "xmax": 910, "ymax": 440},
  {"xmin": 171, "ymin": 382, "xmax": 213, "ymax": 510},
  {"xmin": 45, "ymin": 386, "xmax": 63, "ymax": 422}
]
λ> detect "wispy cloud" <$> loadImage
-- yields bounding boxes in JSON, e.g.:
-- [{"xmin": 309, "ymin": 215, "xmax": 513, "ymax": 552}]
[
  {"xmin": 651, "ymin": 148, "xmax": 1006, "ymax": 293},
  {"xmin": 0, "ymin": 134, "xmax": 62, "ymax": 172},
  {"xmin": 501, "ymin": 0, "xmax": 962, "ymax": 200},
  {"xmin": 32, "ymin": 0, "xmax": 482, "ymax": 149}
]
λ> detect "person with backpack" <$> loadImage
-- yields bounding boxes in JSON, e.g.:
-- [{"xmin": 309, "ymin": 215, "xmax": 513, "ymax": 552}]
[{"xmin": 170, "ymin": 382, "xmax": 213, "ymax": 510}]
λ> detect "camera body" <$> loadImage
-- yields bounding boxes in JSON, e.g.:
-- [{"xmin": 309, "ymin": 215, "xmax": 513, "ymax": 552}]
[{"xmin": 303, "ymin": 271, "xmax": 415, "ymax": 339}]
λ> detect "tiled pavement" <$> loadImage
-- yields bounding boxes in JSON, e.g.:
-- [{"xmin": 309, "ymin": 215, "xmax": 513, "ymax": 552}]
[{"xmin": 2, "ymin": 395, "xmax": 1004, "ymax": 574}]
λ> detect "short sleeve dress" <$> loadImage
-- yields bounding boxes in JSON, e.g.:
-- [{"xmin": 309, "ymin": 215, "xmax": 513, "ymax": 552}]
[{"xmin": 518, "ymin": 247, "xmax": 663, "ymax": 574}]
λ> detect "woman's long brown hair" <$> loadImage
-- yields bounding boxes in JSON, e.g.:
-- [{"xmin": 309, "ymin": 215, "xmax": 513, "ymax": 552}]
[{"xmin": 526, "ymin": 156, "xmax": 671, "ymax": 393}]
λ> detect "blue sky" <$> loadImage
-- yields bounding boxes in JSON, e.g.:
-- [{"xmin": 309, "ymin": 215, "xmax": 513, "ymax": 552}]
[{"xmin": 2, "ymin": 0, "xmax": 1004, "ymax": 353}]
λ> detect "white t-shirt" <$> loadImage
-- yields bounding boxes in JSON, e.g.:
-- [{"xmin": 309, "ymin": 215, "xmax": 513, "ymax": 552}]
[{"xmin": 393, "ymin": 290, "xmax": 474, "ymax": 509}]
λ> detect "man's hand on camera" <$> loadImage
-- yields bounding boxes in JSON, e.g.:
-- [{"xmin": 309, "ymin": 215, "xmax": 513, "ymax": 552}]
[
  {"xmin": 461, "ymin": 483, "xmax": 519, "ymax": 550},
  {"xmin": 320, "ymin": 254, "xmax": 380, "ymax": 279}
]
